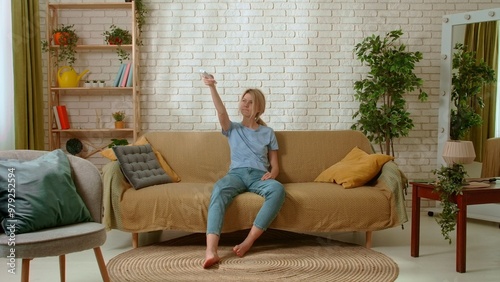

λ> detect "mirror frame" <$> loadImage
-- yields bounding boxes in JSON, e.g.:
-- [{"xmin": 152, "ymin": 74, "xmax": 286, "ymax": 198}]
[{"xmin": 438, "ymin": 8, "xmax": 500, "ymax": 166}]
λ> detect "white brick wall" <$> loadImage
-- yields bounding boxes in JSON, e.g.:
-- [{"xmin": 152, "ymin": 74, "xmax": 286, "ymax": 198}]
[{"xmin": 40, "ymin": 0, "xmax": 497, "ymax": 183}]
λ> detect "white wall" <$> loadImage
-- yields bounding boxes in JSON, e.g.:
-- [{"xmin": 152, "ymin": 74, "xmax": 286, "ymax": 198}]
[{"xmin": 39, "ymin": 0, "xmax": 499, "ymax": 184}]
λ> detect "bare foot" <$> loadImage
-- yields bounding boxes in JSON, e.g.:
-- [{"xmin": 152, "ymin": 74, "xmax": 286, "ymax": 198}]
[
  {"xmin": 203, "ymin": 252, "xmax": 220, "ymax": 269},
  {"xmin": 232, "ymin": 241, "xmax": 253, "ymax": 257}
]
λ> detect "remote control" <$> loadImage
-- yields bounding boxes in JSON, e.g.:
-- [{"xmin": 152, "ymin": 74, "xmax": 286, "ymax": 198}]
[
  {"xmin": 200, "ymin": 69, "xmax": 217, "ymax": 83},
  {"xmin": 200, "ymin": 69, "xmax": 211, "ymax": 78}
]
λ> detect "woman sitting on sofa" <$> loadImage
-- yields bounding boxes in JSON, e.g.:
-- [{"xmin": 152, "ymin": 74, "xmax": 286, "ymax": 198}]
[{"xmin": 202, "ymin": 73, "xmax": 286, "ymax": 269}]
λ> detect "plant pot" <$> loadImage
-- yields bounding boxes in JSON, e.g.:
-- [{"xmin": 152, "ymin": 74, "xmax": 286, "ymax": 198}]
[
  {"xmin": 108, "ymin": 36, "xmax": 123, "ymax": 45},
  {"xmin": 53, "ymin": 32, "xmax": 70, "ymax": 45},
  {"xmin": 115, "ymin": 121, "xmax": 125, "ymax": 129}
]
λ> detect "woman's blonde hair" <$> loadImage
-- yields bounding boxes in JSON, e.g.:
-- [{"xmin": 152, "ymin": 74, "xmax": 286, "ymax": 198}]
[{"xmin": 241, "ymin": 88, "xmax": 267, "ymax": 126}]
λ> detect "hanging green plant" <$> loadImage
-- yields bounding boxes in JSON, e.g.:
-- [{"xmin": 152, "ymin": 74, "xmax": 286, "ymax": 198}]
[
  {"xmin": 134, "ymin": 0, "xmax": 147, "ymax": 35},
  {"xmin": 42, "ymin": 24, "xmax": 79, "ymax": 67},
  {"xmin": 432, "ymin": 164, "xmax": 467, "ymax": 244},
  {"xmin": 103, "ymin": 25, "xmax": 133, "ymax": 63}
]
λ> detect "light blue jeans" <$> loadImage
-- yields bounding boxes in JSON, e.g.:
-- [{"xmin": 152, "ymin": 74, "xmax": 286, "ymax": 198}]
[{"xmin": 206, "ymin": 167, "xmax": 286, "ymax": 236}]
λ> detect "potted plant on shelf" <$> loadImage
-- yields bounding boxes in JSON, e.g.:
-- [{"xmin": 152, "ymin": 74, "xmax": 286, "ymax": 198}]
[
  {"xmin": 112, "ymin": 111, "xmax": 126, "ymax": 129},
  {"xmin": 351, "ymin": 29, "xmax": 428, "ymax": 156},
  {"xmin": 433, "ymin": 42, "xmax": 495, "ymax": 243},
  {"xmin": 41, "ymin": 24, "xmax": 79, "ymax": 67},
  {"xmin": 103, "ymin": 25, "xmax": 132, "ymax": 63}
]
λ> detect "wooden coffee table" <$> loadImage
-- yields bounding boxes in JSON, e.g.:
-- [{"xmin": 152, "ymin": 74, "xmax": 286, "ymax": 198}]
[{"xmin": 410, "ymin": 181, "xmax": 500, "ymax": 273}]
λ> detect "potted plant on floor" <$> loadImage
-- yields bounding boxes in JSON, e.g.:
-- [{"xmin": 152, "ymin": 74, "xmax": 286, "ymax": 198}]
[
  {"xmin": 112, "ymin": 111, "xmax": 126, "ymax": 129},
  {"xmin": 42, "ymin": 24, "xmax": 79, "ymax": 67},
  {"xmin": 103, "ymin": 25, "xmax": 133, "ymax": 63},
  {"xmin": 351, "ymin": 29, "xmax": 428, "ymax": 157},
  {"xmin": 433, "ymin": 42, "xmax": 495, "ymax": 243}
]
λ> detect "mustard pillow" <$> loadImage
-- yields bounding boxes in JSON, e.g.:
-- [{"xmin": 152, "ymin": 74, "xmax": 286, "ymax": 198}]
[
  {"xmin": 101, "ymin": 136, "xmax": 181, "ymax": 182},
  {"xmin": 314, "ymin": 147, "xmax": 394, "ymax": 188}
]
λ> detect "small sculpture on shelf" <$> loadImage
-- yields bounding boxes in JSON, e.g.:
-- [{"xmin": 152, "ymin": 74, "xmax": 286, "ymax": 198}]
[{"xmin": 112, "ymin": 111, "xmax": 126, "ymax": 129}]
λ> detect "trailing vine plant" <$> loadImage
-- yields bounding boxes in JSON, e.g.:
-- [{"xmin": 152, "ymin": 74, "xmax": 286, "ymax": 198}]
[
  {"xmin": 103, "ymin": 25, "xmax": 133, "ymax": 63},
  {"xmin": 432, "ymin": 164, "xmax": 467, "ymax": 244},
  {"xmin": 41, "ymin": 24, "xmax": 79, "ymax": 67}
]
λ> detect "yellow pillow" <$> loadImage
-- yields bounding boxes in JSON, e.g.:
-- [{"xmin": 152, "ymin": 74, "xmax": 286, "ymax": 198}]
[
  {"xmin": 314, "ymin": 147, "xmax": 394, "ymax": 188},
  {"xmin": 101, "ymin": 136, "xmax": 181, "ymax": 182}
]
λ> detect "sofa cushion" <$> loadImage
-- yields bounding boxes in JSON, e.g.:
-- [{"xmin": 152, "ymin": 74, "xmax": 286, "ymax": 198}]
[
  {"xmin": 101, "ymin": 136, "xmax": 180, "ymax": 182},
  {"xmin": 113, "ymin": 144, "xmax": 171, "ymax": 189},
  {"xmin": 0, "ymin": 149, "xmax": 93, "ymax": 234},
  {"xmin": 314, "ymin": 146, "xmax": 394, "ymax": 188}
]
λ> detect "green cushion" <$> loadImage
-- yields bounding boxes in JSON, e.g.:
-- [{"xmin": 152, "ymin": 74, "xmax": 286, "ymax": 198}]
[{"xmin": 0, "ymin": 149, "xmax": 93, "ymax": 234}]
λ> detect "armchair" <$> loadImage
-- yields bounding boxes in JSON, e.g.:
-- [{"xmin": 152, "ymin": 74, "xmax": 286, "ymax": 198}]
[{"xmin": 0, "ymin": 150, "xmax": 109, "ymax": 282}]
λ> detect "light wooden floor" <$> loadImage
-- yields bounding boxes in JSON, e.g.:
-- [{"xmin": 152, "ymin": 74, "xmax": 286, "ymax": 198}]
[{"xmin": 1, "ymin": 212, "xmax": 499, "ymax": 282}]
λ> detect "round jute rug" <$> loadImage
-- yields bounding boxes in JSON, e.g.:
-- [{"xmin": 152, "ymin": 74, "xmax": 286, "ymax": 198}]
[{"xmin": 107, "ymin": 229, "xmax": 398, "ymax": 282}]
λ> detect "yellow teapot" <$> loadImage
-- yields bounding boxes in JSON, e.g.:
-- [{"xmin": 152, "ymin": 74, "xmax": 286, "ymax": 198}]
[{"xmin": 57, "ymin": 66, "xmax": 89, "ymax": 88}]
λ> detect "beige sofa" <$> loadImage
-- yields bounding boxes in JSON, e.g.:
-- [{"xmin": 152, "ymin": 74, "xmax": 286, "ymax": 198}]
[{"xmin": 102, "ymin": 130, "xmax": 408, "ymax": 248}]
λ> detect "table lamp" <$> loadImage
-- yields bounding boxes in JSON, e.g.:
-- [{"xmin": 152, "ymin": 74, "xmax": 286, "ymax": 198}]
[{"xmin": 442, "ymin": 140, "xmax": 476, "ymax": 165}]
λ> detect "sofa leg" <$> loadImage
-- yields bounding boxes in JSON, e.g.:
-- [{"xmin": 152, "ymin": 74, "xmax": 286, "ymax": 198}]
[
  {"xmin": 132, "ymin": 233, "xmax": 139, "ymax": 248},
  {"xmin": 365, "ymin": 231, "xmax": 373, "ymax": 248}
]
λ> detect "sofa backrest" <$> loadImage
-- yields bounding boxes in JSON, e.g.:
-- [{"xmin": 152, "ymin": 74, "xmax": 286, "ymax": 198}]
[{"xmin": 145, "ymin": 130, "xmax": 373, "ymax": 184}]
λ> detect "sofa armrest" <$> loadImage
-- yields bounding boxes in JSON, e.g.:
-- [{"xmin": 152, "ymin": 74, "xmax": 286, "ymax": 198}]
[
  {"xmin": 374, "ymin": 161, "xmax": 408, "ymax": 225},
  {"xmin": 102, "ymin": 161, "xmax": 132, "ymax": 231}
]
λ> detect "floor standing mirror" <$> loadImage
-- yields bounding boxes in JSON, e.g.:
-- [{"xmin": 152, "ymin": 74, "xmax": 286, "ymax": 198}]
[{"xmin": 438, "ymin": 8, "xmax": 500, "ymax": 224}]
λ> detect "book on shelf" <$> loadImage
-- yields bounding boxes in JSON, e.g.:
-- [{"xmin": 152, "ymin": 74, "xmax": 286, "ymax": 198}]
[
  {"xmin": 120, "ymin": 63, "xmax": 132, "ymax": 87},
  {"xmin": 53, "ymin": 106, "xmax": 62, "ymax": 129},
  {"xmin": 56, "ymin": 105, "xmax": 70, "ymax": 129},
  {"xmin": 126, "ymin": 66, "xmax": 134, "ymax": 87},
  {"xmin": 113, "ymin": 63, "xmax": 126, "ymax": 87}
]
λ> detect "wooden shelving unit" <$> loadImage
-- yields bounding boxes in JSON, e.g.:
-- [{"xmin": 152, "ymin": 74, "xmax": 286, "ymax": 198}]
[{"xmin": 46, "ymin": 2, "xmax": 140, "ymax": 158}]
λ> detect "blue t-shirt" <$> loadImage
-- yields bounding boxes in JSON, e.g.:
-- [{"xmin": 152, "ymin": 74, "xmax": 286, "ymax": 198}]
[{"xmin": 223, "ymin": 121, "xmax": 279, "ymax": 172}]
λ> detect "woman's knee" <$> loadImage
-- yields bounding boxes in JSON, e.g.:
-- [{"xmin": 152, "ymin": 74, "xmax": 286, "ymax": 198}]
[
  {"xmin": 210, "ymin": 175, "xmax": 245, "ymax": 201},
  {"xmin": 265, "ymin": 181, "xmax": 286, "ymax": 201}
]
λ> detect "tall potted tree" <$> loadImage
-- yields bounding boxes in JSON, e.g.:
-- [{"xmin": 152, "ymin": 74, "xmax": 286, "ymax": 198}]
[
  {"xmin": 433, "ymin": 42, "xmax": 495, "ymax": 243},
  {"xmin": 352, "ymin": 29, "xmax": 428, "ymax": 156}
]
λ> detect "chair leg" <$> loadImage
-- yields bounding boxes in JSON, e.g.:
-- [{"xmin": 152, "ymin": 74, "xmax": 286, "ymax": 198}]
[
  {"xmin": 132, "ymin": 233, "xmax": 139, "ymax": 248},
  {"xmin": 93, "ymin": 247, "xmax": 110, "ymax": 282},
  {"xmin": 365, "ymin": 231, "xmax": 373, "ymax": 248},
  {"xmin": 21, "ymin": 259, "xmax": 31, "ymax": 282},
  {"xmin": 59, "ymin": 255, "xmax": 66, "ymax": 282}
]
